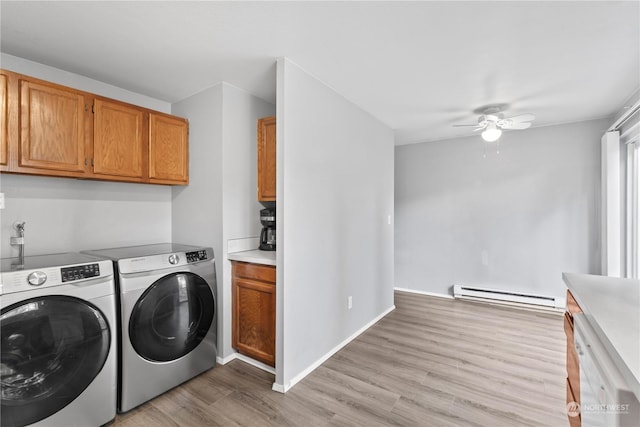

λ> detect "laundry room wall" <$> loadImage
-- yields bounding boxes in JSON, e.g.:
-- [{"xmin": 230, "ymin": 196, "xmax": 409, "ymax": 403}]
[
  {"xmin": 0, "ymin": 54, "xmax": 173, "ymax": 258},
  {"xmin": 276, "ymin": 58, "xmax": 395, "ymax": 391},
  {"xmin": 171, "ymin": 82, "xmax": 275, "ymax": 361}
]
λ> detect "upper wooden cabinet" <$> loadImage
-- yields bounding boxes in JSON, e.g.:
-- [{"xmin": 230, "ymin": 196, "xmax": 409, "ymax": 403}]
[
  {"xmin": 0, "ymin": 72, "xmax": 8, "ymax": 166},
  {"xmin": 257, "ymin": 116, "xmax": 276, "ymax": 201},
  {"xmin": 19, "ymin": 79, "xmax": 86, "ymax": 172},
  {"xmin": 93, "ymin": 99, "xmax": 144, "ymax": 179},
  {"xmin": 0, "ymin": 69, "xmax": 189, "ymax": 185},
  {"xmin": 149, "ymin": 113, "xmax": 188, "ymax": 185}
]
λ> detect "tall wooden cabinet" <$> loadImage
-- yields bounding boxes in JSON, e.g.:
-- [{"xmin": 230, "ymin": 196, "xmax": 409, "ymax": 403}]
[
  {"xmin": 257, "ymin": 116, "xmax": 276, "ymax": 201},
  {"xmin": 231, "ymin": 261, "xmax": 276, "ymax": 367},
  {"xmin": 564, "ymin": 289, "xmax": 583, "ymax": 427},
  {"xmin": 0, "ymin": 69, "xmax": 188, "ymax": 185}
]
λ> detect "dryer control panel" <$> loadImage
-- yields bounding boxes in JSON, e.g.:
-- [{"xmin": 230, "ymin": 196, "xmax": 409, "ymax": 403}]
[{"xmin": 186, "ymin": 250, "xmax": 208, "ymax": 263}]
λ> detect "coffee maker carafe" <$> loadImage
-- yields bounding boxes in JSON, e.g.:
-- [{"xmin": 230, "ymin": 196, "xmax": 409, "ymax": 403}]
[{"xmin": 259, "ymin": 208, "xmax": 276, "ymax": 251}]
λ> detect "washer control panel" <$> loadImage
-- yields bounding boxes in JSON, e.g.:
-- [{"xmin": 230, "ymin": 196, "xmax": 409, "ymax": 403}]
[
  {"xmin": 186, "ymin": 250, "xmax": 208, "ymax": 263},
  {"xmin": 168, "ymin": 254, "xmax": 180, "ymax": 265},
  {"xmin": 61, "ymin": 263, "xmax": 100, "ymax": 282}
]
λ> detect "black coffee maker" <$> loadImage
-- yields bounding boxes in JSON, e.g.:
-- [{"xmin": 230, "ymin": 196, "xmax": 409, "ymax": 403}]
[{"xmin": 259, "ymin": 208, "xmax": 276, "ymax": 251}]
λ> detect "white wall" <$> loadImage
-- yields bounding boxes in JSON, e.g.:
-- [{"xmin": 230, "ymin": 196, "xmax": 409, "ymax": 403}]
[
  {"xmin": 171, "ymin": 83, "xmax": 274, "ymax": 360},
  {"xmin": 395, "ymin": 119, "xmax": 606, "ymax": 299},
  {"xmin": 1, "ymin": 53, "xmax": 170, "ymax": 112},
  {"xmin": 171, "ymin": 83, "xmax": 224, "ymax": 355},
  {"xmin": 276, "ymin": 58, "xmax": 395, "ymax": 390},
  {"xmin": 171, "ymin": 84, "xmax": 223, "ymax": 262},
  {"xmin": 221, "ymin": 84, "xmax": 275, "ymax": 358},
  {"xmin": 1, "ymin": 54, "xmax": 172, "ymax": 259}
]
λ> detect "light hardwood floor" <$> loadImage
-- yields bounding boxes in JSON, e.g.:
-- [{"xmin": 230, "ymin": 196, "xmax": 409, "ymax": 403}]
[{"xmin": 112, "ymin": 291, "xmax": 568, "ymax": 426}]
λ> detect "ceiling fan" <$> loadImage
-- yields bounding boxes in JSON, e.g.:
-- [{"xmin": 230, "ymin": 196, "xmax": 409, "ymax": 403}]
[{"xmin": 453, "ymin": 107, "xmax": 535, "ymax": 142}]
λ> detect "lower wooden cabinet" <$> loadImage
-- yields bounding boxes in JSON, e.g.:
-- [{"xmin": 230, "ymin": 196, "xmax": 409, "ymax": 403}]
[{"xmin": 231, "ymin": 261, "xmax": 275, "ymax": 367}]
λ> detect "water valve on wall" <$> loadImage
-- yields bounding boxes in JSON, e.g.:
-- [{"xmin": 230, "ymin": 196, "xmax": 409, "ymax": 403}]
[{"xmin": 11, "ymin": 221, "xmax": 26, "ymax": 268}]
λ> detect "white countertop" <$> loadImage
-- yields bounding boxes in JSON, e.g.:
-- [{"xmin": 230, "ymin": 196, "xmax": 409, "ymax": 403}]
[
  {"xmin": 227, "ymin": 249, "xmax": 276, "ymax": 266},
  {"xmin": 563, "ymin": 272, "xmax": 640, "ymax": 399}
]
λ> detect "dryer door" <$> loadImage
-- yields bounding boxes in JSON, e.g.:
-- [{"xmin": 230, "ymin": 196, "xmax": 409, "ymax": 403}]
[
  {"xmin": 129, "ymin": 272, "xmax": 215, "ymax": 362},
  {"xmin": 1, "ymin": 296, "xmax": 111, "ymax": 427}
]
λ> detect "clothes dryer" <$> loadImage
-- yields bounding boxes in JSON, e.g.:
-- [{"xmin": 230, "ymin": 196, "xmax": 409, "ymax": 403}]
[
  {"xmin": 83, "ymin": 243, "xmax": 217, "ymax": 413},
  {"xmin": 0, "ymin": 253, "xmax": 117, "ymax": 427}
]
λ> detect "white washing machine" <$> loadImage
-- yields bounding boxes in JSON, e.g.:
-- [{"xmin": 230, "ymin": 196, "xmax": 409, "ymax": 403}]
[
  {"xmin": 0, "ymin": 253, "xmax": 117, "ymax": 427},
  {"xmin": 83, "ymin": 243, "xmax": 217, "ymax": 413}
]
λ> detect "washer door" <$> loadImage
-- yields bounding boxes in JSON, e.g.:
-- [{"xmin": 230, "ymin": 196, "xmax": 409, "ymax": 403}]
[
  {"xmin": 129, "ymin": 272, "xmax": 215, "ymax": 362},
  {"xmin": 1, "ymin": 296, "xmax": 111, "ymax": 427}
]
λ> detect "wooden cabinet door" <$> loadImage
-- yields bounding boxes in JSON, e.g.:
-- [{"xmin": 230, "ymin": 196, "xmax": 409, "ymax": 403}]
[
  {"xmin": 232, "ymin": 263, "xmax": 276, "ymax": 367},
  {"xmin": 19, "ymin": 79, "xmax": 86, "ymax": 172},
  {"xmin": 149, "ymin": 113, "xmax": 188, "ymax": 184},
  {"xmin": 0, "ymin": 72, "xmax": 7, "ymax": 166},
  {"xmin": 93, "ymin": 99, "xmax": 144, "ymax": 178},
  {"xmin": 257, "ymin": 116, "xmax": 276, "ymax": 201}
]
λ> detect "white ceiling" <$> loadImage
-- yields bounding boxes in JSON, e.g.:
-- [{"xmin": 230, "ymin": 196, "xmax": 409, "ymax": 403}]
[{"xmin": 1, "ymin": 1, "xmax": 638, "ymax": 145}]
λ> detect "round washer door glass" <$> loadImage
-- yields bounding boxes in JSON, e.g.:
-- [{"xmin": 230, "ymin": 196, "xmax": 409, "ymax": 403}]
[
  {"xmin": 1, "ymin": 296, "xmax": 111, "ymax": 427},
  {"xmin": 129, "ymin": 272, "xmax": 215, "ymax": 362}
]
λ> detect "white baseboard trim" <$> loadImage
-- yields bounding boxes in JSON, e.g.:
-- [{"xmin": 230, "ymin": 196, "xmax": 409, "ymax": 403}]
[
  {"xmin": 273, "ymin": 304, "xmax": 396, "ymax": 394},
  {"xmin": 216, "ymin": 352, "xmax": 276, "ymax": 374},
  {"xmin": 394, "ymin": 287, "xmax": 454, "ymax": 299},
  {"xmin": 271, "ymin": 382, "xmax": 286, "ymax": 393},
  {"xmin": 235, "ymin": 353, "xmax": 276, "ymax": 374},
  {"xmin": 216, "ymin": 353, "xmax": 237, "ymax": 365}
]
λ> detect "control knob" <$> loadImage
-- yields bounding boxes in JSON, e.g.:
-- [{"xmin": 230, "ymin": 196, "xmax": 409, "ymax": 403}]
[
  {"xmin": 168, "ymin": 254, "xmax": 180, "ymax": 265},
  {"xmin": 28, "ymin": 271, "xmax": 47, "ymax": 286}
]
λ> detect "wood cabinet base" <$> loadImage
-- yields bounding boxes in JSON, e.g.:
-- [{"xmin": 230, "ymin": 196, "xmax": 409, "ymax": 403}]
[{"xmin": 232, "ymin": 261, "xmax": 275, "ymax": 367}]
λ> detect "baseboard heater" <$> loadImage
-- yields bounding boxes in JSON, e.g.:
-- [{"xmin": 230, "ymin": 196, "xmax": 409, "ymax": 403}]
[{"xmin": 453, "ymin": 284, "xmax": 565, "ymax": 311}]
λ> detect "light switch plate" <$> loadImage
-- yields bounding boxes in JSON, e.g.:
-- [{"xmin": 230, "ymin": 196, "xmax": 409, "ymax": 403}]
[{"xmin": 0, "ymin": 193, "xmax": 5, "ymax": 209}]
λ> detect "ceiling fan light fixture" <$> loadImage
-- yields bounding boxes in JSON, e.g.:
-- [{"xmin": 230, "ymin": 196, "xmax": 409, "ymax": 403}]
[{"xmin": 481, "ymin": 123, "xmax": 502, "ymax": 142}]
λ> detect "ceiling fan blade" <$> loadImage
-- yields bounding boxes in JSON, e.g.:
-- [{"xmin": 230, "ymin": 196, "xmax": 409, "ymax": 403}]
[
  {"xmin": 504, "ymin": 121, "xmax": 531, "ymax": 130},
  {"xmin": 507, "ymin": 113, "xmax": 535, "ymax": 123}
]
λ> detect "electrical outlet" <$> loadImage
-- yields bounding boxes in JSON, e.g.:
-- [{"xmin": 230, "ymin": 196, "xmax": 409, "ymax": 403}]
[{"xmin": 348, "ymin": 296, "xmax": 353, "ymax": 310}]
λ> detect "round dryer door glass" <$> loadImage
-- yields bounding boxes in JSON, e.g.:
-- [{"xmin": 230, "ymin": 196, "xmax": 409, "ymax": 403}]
[
  {"xmin": 0, "ymin": 296, "xmax": 111, "ymax": 427},
  {"xmin": 129, "ymin": 272, "xmax": 215, "ymax": 362}
]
